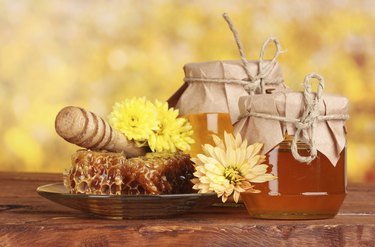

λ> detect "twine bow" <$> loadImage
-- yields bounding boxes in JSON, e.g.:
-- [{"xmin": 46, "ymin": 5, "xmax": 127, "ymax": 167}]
[
  {"xmin": 291, "ymin": 73, "xmax": 324, "ymax": 163},
  {"xmin": 243, "ymin": 73, "xmax": 349, "ymax": 163},
  {"xmin": 222, "ymin": 13, "xmax": 283, "ymax": 94},
  {"xmin": 183, "ymin": 13, "xmax": 283, "ymax": 94}
]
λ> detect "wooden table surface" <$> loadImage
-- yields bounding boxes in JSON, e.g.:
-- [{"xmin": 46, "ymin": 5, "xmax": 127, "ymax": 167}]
[{"xmin": 1, "ymin": 172, "xmax": 375, "ymax": 247}]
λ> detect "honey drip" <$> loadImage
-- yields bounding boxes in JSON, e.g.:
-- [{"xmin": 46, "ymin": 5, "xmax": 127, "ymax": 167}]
[
  {"xmin": 184, "ymin": 113, "xmax": 233, "ymax": 157},
  {"xmin": 242, "ymin": 139, "xmax": 346, "ymax": 219}
]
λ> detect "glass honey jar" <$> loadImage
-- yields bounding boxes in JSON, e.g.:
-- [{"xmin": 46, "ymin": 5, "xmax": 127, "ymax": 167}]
[
  {"xmin": 168, "ymin": 21, "xmax": 285, "ymax": 157},
  {"xmin": 168, "ymin": 59, "xmax": 285, "ymax": 156},
  {"xmin": 236, "ymin": 73, "xmax": 349, "ymax": 219},
  {"xmin": 241, "ymin": 135, "xmax": 346, "ymax": 219}
]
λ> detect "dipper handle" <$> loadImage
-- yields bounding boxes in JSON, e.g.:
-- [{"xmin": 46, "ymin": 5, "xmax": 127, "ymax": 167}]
[{"xmin": 55, "ymin": 106, "xmax": 146, "ymax": 157}]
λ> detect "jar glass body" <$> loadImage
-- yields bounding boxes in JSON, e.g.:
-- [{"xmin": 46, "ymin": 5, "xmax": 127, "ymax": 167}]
[
  {"xmin": 241, "ymin": 136, "xmax": 346, "ymax": 219},
  {"xmin": 183, "ymin": 112, "xmax": 233, "ymax": 157}
]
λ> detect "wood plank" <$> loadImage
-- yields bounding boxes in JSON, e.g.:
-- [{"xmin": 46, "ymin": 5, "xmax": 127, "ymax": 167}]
[{"xmin": 0, "ymin": 172, "xmax": 375, "ymax": 246}]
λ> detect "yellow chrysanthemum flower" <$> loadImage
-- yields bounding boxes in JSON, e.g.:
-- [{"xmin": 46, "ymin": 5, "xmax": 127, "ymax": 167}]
[
  {"xmin": 172, "ymin": 117, "xmax": 194, "ymax": 151},
  {"xmin": 108, "ymin": 97, "xmax": 159, "ymax": 142},
  {"xmin": 148, "ymin": 100, "xmax": 194, "ymax": 152},
  {"xmin": 191, "ymin": 132, "xmax": 276, "ymax": 203}
]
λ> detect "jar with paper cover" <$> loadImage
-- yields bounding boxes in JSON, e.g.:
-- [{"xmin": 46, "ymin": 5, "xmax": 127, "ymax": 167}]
[
  {"xmin": 168, "ymin": 19, "xmax": 287, "ymax": 157},
  {"xmin": 236, "ymin": 73, "xmax": 349, "ymax": 219},
  {"xmin": 168, "ymin": 15, "xmax": 286, "ymax": 157},
  {"xmin": 168, "ymin": 57, "xmax": 284, "ymax": 157}
]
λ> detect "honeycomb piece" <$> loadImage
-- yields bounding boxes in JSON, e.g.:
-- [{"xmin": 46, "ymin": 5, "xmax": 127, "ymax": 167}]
[{"xmin": 63, "ymin": 150, "xmax": 195, "ymax": 195}]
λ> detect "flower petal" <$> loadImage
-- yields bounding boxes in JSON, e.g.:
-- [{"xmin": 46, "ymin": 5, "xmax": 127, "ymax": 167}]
[{"xmin": 204, "ymin": 163, "xmax": 225, "ymax": 175}]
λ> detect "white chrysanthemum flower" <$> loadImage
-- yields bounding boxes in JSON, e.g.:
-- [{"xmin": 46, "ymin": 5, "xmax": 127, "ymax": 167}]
[{"xmin": 191, "ymin": 132, "xmax": 276, "ymax": 203}]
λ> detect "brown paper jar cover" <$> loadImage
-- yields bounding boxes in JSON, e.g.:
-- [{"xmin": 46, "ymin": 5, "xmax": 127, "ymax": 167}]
[
  {"xmin": 168, "ymin": 60, "xmax": 285, "ymax": 122},
  {"xmin": 234, "ymin": 89, "xmax": 348, "ymax": 166}
]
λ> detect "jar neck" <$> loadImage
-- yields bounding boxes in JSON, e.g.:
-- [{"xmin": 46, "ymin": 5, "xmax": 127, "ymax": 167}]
[{"xmin": 279, "ymin": 134, "xmax": 310, "ymax": 150}]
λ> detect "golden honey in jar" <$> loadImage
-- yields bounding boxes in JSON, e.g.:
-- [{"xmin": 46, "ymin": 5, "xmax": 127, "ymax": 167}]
[
  {"xmin": 236, "ymin": 73, "xmax": 349, "ymax": 219},
  {"xmin": 241, "ymin": 136, "xmax": 346, "ymax": 219},
  {"xmin": 184, "ymin": 112, "xmax": 233, "ymax": 157}
]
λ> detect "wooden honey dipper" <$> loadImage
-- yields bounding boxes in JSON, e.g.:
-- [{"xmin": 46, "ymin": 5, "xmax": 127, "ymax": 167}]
[{"xmin": 55, "ymin": 106, "xmax": 147, "ymax": 157}]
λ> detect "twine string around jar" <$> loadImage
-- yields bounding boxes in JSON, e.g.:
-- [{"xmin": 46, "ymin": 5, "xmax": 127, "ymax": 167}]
[
  {"xmin": 183, "ymin": 13, "xmax": 283, "ymax": 95},
  {"xmin": 291, "ymin": 73, "xmax": 324, "ymax": 163},
  {"xmin": 222, "ymin": 13, "xmax": 283, "ymax": 94},
  {"xmin": 242, "ymin": 73, "xmax": 349, "ymax": 163},
  {"xmin": 258, "ymin": 37, "xmax": 283, "ymax": 90}
]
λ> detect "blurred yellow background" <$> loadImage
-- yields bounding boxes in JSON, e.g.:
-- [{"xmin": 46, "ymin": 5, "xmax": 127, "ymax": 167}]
[{"xmin": 0, "ymin": 0, "xmax": 374, "ymax": 182}]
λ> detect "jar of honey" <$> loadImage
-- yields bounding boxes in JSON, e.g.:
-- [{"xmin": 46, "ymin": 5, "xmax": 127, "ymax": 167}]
[
  {"xmin": 241, "ymin": 136, "xmax": 346, "ymax": 219},
  {"xmin": 235, "ymin": 73, "xmax": 349, "ymax": 219},
  {"xmin": 167, "ymin": 59, "xmax": 285, "ymax": 156}
]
